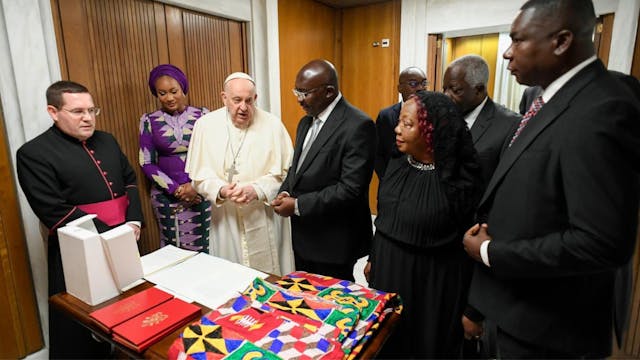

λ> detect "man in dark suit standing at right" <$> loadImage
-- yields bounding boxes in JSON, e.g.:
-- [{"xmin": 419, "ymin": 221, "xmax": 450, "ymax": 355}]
[
  {"xmin": 517, "ymin": 70, "xmax": 640, "ymax": 351},
  {"xmin": 273, "ymin": 59, "xmax": 376, "ymax": 281},
  {"xmin": 374, "ymin": 66, "xmax": 427, "ymax": 178},
  {"xmin": 443, "ymin": 54, "xmax": 520, "ymax": 189},
  {"xmin": 463, "ymin": 0, "xmax": 640, "ymax": 358}
]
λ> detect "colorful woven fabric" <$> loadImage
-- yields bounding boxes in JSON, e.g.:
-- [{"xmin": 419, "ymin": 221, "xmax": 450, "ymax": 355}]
[
  {"xmin": 243, "ymin": 277, "xmax": 359, "ymax": 342},
  {"xmin": 277, "ymin": 272, "xmax": 402, "ymax": 357},
  {"xmin": 168, "ymin": 300, "xmax": 344, "ymax": 359},
  {"xmin": 167, "ymin": 273, "xmax": 401, "ymax": 360},
  {"xmin": 206, "ymin": 294, "xmax": 341, "ymax": 342}
]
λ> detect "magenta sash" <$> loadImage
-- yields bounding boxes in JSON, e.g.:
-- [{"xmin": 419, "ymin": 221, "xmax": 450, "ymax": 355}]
[{"xmin": 77, "ymin": 195, "xmax": 129, "ymax": 226}]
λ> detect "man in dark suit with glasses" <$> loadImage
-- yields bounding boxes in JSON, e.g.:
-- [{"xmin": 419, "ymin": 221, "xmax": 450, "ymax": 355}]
[
  {"xmin": 272, "ymin": 59, "xmax": 376, "ymax": 281},
  {"xmin": 374, "ymin": 66, "xmax": 427, "ymax": 178}
]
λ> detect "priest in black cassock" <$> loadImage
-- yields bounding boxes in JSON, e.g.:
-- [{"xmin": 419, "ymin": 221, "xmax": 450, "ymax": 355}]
[{"xmin": 16, "ymin": 80, "xmax": 144, "ymax": 359}]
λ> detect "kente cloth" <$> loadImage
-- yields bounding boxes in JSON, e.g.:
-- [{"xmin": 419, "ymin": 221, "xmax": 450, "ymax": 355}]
[
  {"xmin": 242, "ymin": 277, "xmax": 359, "ymax": 343},
  {"xmin": 207, "ymin": 294, "xmax": 342, "ymax": 342},
  {"xmin": 140, "ymin": 106, "xmax": 212, "ymax": 252},
  {"xmin": 168, "ymin": 301, "xmax": 343, "ymax": 359},
  {"xmin": 277, "ymin": 271, "xmax": 402, "ymax": 357},
  {"xmin": 208, "ymin": 294, "xmax": 342, "ymax": 342},
  {"xmin": 185, "ymin": 106, "xmax": 294, "ymax": 275}
]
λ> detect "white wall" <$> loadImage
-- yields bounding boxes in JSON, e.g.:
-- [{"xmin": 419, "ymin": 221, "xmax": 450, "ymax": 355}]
[{"xmin": 0, "ymin": 1, "xmax": 60, "ymax": 355}]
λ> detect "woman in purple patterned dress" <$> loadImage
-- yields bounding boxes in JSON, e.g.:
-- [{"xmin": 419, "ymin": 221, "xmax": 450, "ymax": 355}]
[{"xmin": 139, "ymin": 64, "xmax": 211, "ymax": 252}]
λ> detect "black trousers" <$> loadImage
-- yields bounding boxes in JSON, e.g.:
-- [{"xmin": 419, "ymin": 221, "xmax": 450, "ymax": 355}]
[
  {"xmin": 496, "ymin": 327, "xmax": 598, "ymax": 359},
  {"xmin": 49, "ymin": 306, "xmax": 111, "ymax": 359}
]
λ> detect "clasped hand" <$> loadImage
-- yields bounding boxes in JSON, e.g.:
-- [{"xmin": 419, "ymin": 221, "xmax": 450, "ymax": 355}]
[
  {"xmin": 463, "ymin": 223, "xmax": 491, "ymax": 262},
  {"xmin": 220, "ymin": 183, "xmax": 257, "ymax": 205},
  {"xmin": 271, "ymin": 192, "xmax": 295, "ymax": 217},
  {"xmin": 462, "ymin": 315, "xmax": 483, "ymax": 340},
  {"xmin": 174, "ymin": 182, "xmax": 202, "ymax": 205}
]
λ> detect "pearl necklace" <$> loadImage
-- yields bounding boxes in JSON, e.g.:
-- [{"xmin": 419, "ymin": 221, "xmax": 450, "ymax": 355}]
[{"xmin": 407, "ymin": 155, "xmax": 435, "ymax": 171}]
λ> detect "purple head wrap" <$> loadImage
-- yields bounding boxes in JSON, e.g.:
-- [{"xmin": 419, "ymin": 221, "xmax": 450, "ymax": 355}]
[{"xmin": 148, "ymin": 64, "xmax": 188, "ymax": 97}]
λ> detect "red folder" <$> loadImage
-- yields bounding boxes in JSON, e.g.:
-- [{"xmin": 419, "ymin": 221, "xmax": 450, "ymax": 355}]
[
  {"xmin": 90, "ymin": 287, "xmax": 174, "ymax": 333},
  {"xmin": 112, "ymin": 298, "xmax": 201, "ymax": 352}
]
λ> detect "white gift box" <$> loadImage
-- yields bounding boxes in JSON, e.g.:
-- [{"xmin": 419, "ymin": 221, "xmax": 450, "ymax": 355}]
[{"xmin": 57, "ymin": 215, "xmax": 143, "ymax": 305}]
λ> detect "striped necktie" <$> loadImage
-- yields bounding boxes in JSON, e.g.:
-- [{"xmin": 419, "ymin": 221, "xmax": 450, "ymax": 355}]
[{"xmin": 509, "ymin": 95, "xmax": 545, "ymax": 147}]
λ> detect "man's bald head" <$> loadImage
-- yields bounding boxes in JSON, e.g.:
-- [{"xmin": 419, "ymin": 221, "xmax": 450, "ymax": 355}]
[{"xmin": 294, "ymin": 59, "xmax": 339, "ymax": 117}]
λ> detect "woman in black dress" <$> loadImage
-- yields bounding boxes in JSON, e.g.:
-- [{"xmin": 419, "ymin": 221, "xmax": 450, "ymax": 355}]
[{"xmin": 366, "ymin": 90, "xmax": 482, "ymax": 358}]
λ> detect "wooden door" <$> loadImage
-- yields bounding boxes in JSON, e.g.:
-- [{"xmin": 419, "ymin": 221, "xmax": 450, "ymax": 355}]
[
  {"xmin": 594, "ymin": 13, "xmax": 614, "ymax": 68},
  {"xmin": 278, "ymin": 0, "xmax": 339, "ymax": 140},
  {"xmin": 0, "ymin": 99, "xmax": 43, "ymax": 358},
  {"xmin": 278, "ymin": 0, "xmax": 400, "ymax": 214},
  {"xmin": 633, "ymin": 11, "xmax": 640, "ymax": 80},
  {"xmin": 427, "ymin": 34, "xmax": 444, "ymax": 92},
  {"xmin": 444, "ymin": 33, "xmax": 499, "ymax": 98},
  {"xmin": 340, "ymin": 0, "xmax": 401, "ymax": 213},
  {"xmin": 51, "ymin": 0, "xmax": 247, "ymax": 255}
]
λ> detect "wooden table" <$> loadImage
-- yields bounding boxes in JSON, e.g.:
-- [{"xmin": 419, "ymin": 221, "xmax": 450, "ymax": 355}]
[{"xmin": 50, "ymin": 279, "xmax": 399, "ymax": 359}]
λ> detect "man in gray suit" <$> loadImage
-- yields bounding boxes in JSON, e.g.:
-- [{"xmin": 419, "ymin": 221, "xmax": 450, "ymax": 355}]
[{"xmin": 443, "ymin": 54, "xmax": 520, "ymax": 190}]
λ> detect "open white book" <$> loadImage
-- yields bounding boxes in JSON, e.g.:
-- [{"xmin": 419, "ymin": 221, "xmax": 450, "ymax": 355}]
[
  {"xmin": 144, "ymin": 252, "xmax": 267, "ymax": 310},
  {"xmin": 140, "ymin": 244, "xmax": 198, "ymax": 277}
]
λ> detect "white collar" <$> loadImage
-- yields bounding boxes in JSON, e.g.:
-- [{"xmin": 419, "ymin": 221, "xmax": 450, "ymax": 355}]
[
  {"xmin": 316, "ymin": 92, "xmax": 343, "ymax": 122},
  {"xmin": 541, "ymin": 56, "xmax": 597, "ymax": 103},
  {"xmin": 464, "ymin": 96, "xmax": 488, "ymax": 129}
]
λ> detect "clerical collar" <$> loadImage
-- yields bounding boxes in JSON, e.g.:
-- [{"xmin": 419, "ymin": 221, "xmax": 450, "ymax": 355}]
[
  {"xmin": 316, "ymin": 92, "xmax": 342, "ymax": 122},
  {"xmin": 464, "ymin": 96, "xmax": 488, "ymax": 130}
]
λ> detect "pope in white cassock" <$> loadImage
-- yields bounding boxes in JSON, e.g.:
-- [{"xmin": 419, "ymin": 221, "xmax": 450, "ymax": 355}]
[{"xmin": 185, "ymin": 72, "xmax": 294, "ymax": 275}]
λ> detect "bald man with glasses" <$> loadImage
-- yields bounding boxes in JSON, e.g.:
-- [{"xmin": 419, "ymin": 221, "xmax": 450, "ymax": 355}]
[{"xmin": 273, "ymin": 59, "xmax": 376, "ymax": 281}]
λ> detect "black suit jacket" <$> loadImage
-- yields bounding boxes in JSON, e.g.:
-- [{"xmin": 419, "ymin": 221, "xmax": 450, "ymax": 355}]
[
  {"xmin": 469, "ymin": 60, "xmax": 640, "ymax": 356},
  {"xmin": 374, "ymin": 102, "xmax": 402, "ymax": 178},
  {"xmin": 520, "ymin": 75, "xmax": 640, "ymax": 348},
  {"xmin": 280, "ymin": 97, "xmax": 376, "ymax": 264},
  {"xmin": 470, "ymin": 98, "xmax": 520, "ymax": 189}
]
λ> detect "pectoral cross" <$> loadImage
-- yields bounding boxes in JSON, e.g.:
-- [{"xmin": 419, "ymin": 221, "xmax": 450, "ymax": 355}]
[{"xmin": 226, "ymin": 163, "xmax": 239, "ymax": 183}]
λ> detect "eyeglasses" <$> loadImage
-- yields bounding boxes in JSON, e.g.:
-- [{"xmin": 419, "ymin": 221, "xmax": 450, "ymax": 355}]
[
  {"xmin": 401, "ymin": 80, "xmax": 428, "ymax": 88},
  {"xmin": 61, "ymin": 107, "xmax": 101, "ymax": 117},
  {"xmin": 292, "ymin": 85, "xmax": 327, "ymax": 100}
]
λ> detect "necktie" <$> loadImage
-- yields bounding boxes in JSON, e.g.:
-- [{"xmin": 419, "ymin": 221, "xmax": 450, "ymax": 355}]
[
  {"xmin": 509, "ymin": 95, "xmax": 545, "ymax": 147},
  {"xmin": 297, "ymin": 117, "xmax": 321, "ymax": 171}
]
